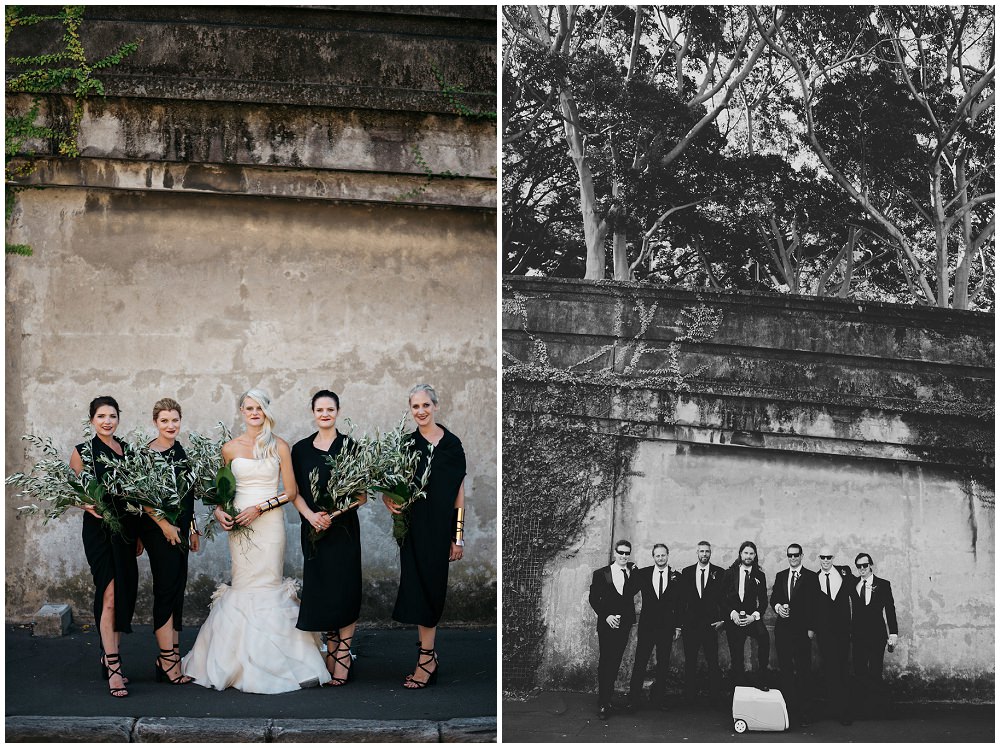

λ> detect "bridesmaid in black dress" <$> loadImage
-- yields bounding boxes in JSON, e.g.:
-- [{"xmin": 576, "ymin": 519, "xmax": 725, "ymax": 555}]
[
  {"xmin": 291, "ymin": 389, "xmax": 366, "ymax": 686},
  {"xmin": 68, "ymin": 395, "xmax": 139, "ymax": 698},
  {"xmin": 383, "ymin": 384, "xmax": 467, "ymax": 689},
  {"xmin": 135, "ymin": 398, "xmax": 199, "ymax": 685}
]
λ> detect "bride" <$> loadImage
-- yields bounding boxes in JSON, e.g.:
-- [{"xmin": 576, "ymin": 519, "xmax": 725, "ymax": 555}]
[{"xmin": 182, "ymin": 388, "xmax": 332, "ymax": 692}]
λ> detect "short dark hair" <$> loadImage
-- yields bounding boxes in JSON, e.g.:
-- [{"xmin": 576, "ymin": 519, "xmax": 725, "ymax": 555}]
[
  {"xmin": 89, "ymin": 396, "xmax": 120, "ymax": 419},
  {"xmin": 697, "ymin": 540, "xmax": 712, "ymax": 548},
  {"xmin": 787, "ymin": 543, "xmax": 803, "ymax": 555},
  {"xmin": 855, "ymin": 552, "xmax": 874, "ymax": 566},
  {"xmin": 311, "ymin": 389, "xmax": 340, "ymax": 409},
  {"xmin": 652, "ymin": 543, "xmax": 669, "ymax": 555},
  {"xmin": 614, "ymin": 539, "xmax": 632, "ymax": 552}
]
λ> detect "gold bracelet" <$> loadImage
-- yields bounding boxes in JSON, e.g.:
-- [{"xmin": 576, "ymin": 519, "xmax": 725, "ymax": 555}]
[{"xmin": 454, "ymin": 506, "xmax": 465, "ymax": 543}]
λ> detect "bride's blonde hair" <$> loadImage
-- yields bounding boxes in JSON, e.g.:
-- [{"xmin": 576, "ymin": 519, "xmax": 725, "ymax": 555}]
[{"xmin": 239, "ymin": 388, "xmax": 278, "ymax": 461}]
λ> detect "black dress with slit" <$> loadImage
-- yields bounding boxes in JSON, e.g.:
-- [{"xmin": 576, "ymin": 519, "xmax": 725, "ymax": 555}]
[
  {"xmin": 76, "ymin": 435, "xmax": 139, "ymax": 634},
  {"xmin": 392, "ymin": 426, "xmax": 466, "ymax": 628},
  {"xmin": 136, "ymin": 442, "xmax": 195, "ymax": 631},
  {"xmin": 292, "ymin": 432, "xmax": 362, "ymax": 632}
]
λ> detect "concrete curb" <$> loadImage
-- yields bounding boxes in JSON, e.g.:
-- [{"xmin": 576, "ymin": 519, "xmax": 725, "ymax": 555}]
[{"xmin": 5, "ymin": 715, "xmax": 497, "ymax": 743}]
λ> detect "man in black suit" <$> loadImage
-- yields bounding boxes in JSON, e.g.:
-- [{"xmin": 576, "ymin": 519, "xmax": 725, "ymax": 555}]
[
  {"xmin": 721, "ymin": 540, "xmax": 770, "ymax": 688},
  {"xmin": 678, "ymin": 540, "xmax": 725, "ymax": 702},
  {"xmin": 626, "ymin": 543, "xmax": 682, "ymax": 710},
  {"xmin": 588, "ymin": 539, "xmax": 637, "ymax": 719},
  {"xmin": 770, "ymin": 542, "xmax": 818, "ymax": 725},
  {"xmin": 810, "ymin": 545, "xmax": 853, "ymax": 725},
  {"xmin": 850, "ymin": 552, "xmax": 898, "ymax": 717}
]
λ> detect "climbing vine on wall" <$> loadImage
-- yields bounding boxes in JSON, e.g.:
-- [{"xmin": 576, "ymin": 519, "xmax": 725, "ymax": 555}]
[
  {"xmin": 396, "ymin": 65, "xmax": 496, "ymax": 202},
  {"xmin": 5, "ymin": 5, "xmax": 140, "ymax": 255}
]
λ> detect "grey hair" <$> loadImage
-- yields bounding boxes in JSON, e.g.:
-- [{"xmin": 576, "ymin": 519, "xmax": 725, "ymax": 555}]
[
  {"xmin": 239, "ymin": 388, "xmax": 278, "ymax": 460},
  {"xmin": 408, "ymin": 383, "xmax": 438, "ymax": 406}
]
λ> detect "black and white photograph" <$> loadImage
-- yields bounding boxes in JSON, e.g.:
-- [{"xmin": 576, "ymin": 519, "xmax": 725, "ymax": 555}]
[
  {"xmin": 501, "ymin": 5, "xmax": 993, "ymax": 742},
  {"xmin": 5, "ymin": 6, "xmax": 497, "ymax": 742}
]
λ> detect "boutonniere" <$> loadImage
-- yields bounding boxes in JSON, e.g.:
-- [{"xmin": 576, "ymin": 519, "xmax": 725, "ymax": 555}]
[
  {"xmin": 839, "ymin": 568, "xmax": 847, "ymax": 578},
  {"xmin": 710, "ymin": 572, "xmax": 717, "ymax": 581}
]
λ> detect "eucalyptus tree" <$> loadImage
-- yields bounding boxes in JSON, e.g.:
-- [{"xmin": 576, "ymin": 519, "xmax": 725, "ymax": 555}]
[
  {"xmin": 752, "ymin": 5, "xmax": 995, "ymax": 310},
  {"xmin": 503, "ymin": 5, "xmax": 790, "ymax": 281}
]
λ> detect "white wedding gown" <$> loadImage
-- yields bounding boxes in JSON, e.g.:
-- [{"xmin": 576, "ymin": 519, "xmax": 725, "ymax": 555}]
[{"xmin": 182, "ymin": 457, "xmax": 331, "ymax": 692}]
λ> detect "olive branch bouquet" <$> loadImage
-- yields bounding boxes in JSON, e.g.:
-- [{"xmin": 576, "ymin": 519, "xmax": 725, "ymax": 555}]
[
  {"xmin": 185, "ymin": 424, "xmax": 248, "ymax": 543},
  {"xmin": 307, "ymin": 420, "xmax": 374, "ymax": 548},
  {"xmin": 6, "ymin": 425, "xmax": 123, "ymax": 536},
  {"xmin": 98, "ymin": 429, "xmax": 190, "ymax": 528},
  {"xmin": 370, "ymin": 416, "xmax": 433, "ymax": 546}
]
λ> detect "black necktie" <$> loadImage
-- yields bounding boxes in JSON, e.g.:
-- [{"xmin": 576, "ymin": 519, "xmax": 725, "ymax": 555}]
[
  {"xmin": 658, "ymin": 570, "xmax": 664, "ymax": 598},
  {"xmin": 791, "ymin": 570, "xmax": 798, "ymax": 598},
  {"xmin": 826, "ymin": 573, "xmax": 831, "ymax": 598},
  {"xmin": 744, "ymin": 569, "xmax": 749, "ymax": 598},
  {"xmin": 700, "ymin": 568, "xmax": 705, "ymax": 597},
  {"xmin": 862, "ymin": 580, "xmax": 867, "ymax": 604}
]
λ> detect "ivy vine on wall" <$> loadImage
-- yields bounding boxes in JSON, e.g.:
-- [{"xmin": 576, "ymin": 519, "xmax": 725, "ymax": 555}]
[{"xmin": 5, "ymin": 5, "xmax": 140, "ymax": 255}]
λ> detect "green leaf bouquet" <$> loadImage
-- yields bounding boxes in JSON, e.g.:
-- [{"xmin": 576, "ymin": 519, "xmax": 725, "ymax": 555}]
[
  {"xmin": 6, "ymin": 427, "xmax": 123, "ymax": 536},
  {"xmin": 370, "ymin": 416, "xmax": 433, "ymax": 546}
]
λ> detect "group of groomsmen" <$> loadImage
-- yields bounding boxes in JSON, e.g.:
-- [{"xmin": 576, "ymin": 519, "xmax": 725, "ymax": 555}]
[{"xmin": 589, "ymin": 538, "xmax": 898, "ymax": 727}]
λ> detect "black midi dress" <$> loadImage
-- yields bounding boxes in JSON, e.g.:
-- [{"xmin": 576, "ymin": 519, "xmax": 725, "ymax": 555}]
[
  {"xmin": 136, "ymin": 442, "xmax": 195, "ymax": 631},
  {"xmin": 77, "ymin": 435, "xmax": 139, "ymax": 634},
  {"xmin": 392, "ymin": 426, "xmax": 466, "ymax": 628},
  {"xmin": 292, "ymin": 432, "xmax": 363, "ymax": 632}
]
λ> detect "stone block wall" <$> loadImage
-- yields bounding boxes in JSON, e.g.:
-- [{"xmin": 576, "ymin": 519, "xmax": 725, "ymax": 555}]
[
  {"xmin": 502, "ymin": 276, "xmax": 993, "ymax": 697},
  {"xmin": 5, "ymin": 7, "xmax": 497, "ymax": 626}
]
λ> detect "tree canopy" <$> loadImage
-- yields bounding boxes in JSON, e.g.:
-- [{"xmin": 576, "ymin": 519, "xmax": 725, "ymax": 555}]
[{"xmin": 503, "ymin": 5, "xmax": 994, "ymax": 311}]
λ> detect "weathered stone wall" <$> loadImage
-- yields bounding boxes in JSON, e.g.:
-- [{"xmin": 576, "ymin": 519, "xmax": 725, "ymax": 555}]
[
  {"xmin": 5, "ymin": 6, "xmax": 497, "ymax": 626},
  {"xmin": 503, "ymin": 276, "xmax": 993, "ymax": 697}
]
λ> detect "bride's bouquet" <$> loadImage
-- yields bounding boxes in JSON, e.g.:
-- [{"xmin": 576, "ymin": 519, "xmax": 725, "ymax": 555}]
[
  {"xmin": 186, "ymin": 424, "xmax": 248, "ymax": 542},
  {"xmin": 6, "ymin": 426, "xmax": 123, "ymax": 536},
  {"xmin": 98, "ymin": 430, "xmax": 192, "ymax": 538},
  {"xmin": 307, "ymin": 421, "xmax": 375, "ymax": 547},
  {"xmin": 370, "ymin": 416, "xmax": 433, "ymax": 546}
]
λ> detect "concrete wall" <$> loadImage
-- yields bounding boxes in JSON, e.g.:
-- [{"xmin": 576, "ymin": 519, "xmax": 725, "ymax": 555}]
[
  {"xmin": 503, "ymin": 276, "xmax": 994, "ymax": 696},
  {"xmin": 6, "ymin": 6, "xmax": 497, "ymax": 626}
]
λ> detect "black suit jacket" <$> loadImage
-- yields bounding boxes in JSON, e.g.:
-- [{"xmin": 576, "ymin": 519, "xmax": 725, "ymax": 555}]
[
  {"xmin": 810, "ymin": 565, "xmax": 853, "ymax": 636},
  {"xmin": 678, "ymin": 563, "xmax": 725, "ymax": 628},
  {"xmin": 589, "ymin": 563, "xmax": 637, "ymax": 628},
  {"xmin": 721, "ymin": 564, "xmax": 768, "ymax": 619},
  {"xmin": 627, "ymin": 565, "xmax": 683, "ymax": 632},
  {"xmin": 770, "ymin": 566, "xmax": 818, "ymax": 631},
  {"xmin": 849, "ymin": 575, "xmax": 898, "ymax": 641}
]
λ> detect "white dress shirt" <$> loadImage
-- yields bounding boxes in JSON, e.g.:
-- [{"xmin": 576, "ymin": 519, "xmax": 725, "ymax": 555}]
[
  {"xmin": 820, "ymin": 568, "xmax": 842, "ymax": 598},
  {"xmin": 612, "ymin": 564, "xmax": 628, "ymax": 595},
  {"xmin": 696, "ymin": 564, "xmax": 710, "ymax": 598},
  {"xmin": 654, "ymin": 566, "xmax": 669, "ymax": 598},
  {"xmin": 856, "ymin": 577, "xmax": 873, "ymax": 605}
]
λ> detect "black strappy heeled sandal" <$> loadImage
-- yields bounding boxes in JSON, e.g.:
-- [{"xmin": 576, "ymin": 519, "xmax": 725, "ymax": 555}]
[
  {"xmin": 155, "ymin": 647, "xmax": 192, "ymax": 684},
  {"xmin": 403, "ymin": 644, "xmax": 438, "ymax": 689},
  {"xmin": 100, "ymin": 651, "xmax": 129, "ymax": 684},
  {"xmin": 104, "ymin": 652, "xmax": 129, "ymax": 698},
  {"xmin": 328, "ymin": 634, "xmax": 354, "ymax": 686}
]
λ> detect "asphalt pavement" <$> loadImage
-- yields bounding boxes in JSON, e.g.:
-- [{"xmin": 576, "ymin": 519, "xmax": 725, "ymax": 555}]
[
  {"xmin": 502, "ymin": 690, "xmax": 994, "ymax": 743},
  {"xmin": 6, "ymin": 623, "xmax": 496, "ymax": 742}
]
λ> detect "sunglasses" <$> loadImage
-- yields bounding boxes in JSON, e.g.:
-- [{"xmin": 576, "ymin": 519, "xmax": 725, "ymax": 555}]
[
  {"xmin": 856, "ymin": 562, "xmax": 871, "ymax": 569},
  {"xmin": 615, "ymin": 550, "xmax": 631, "ymax": 556},
  {"xmin": 787, "ymin": 552, "xmax": 801, "ymax": 558},
  {"xmin": 819, "ymin": 555, "xmax": 833, "ymax": 560}
]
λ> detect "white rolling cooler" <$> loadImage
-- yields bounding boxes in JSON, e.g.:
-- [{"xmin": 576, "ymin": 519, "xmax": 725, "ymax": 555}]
[{"xmin": 731, "ymin": 685, "xmax": 789, "ymax": 733}]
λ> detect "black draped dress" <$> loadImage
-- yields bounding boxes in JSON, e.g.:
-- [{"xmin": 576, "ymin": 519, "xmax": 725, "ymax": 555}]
[
  {"xmin": 392, "ymin": 426, "xmax": 466, "ymax": 627},
  {"xmin": 76, "ymin": 435, "xmax": 139, "ymax": 634},
  {"xmin": 292, "ymin": 431, "xmax": 363, "ymax": 632},
  {"xmin": 136, "ymin": 442, "xmax": 195, "ymax": 631}
]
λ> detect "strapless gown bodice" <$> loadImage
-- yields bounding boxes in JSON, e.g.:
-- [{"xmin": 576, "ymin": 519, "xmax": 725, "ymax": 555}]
[{"xmin": 182, "ymin": 456, "xmax": 330, "ymax": 692}]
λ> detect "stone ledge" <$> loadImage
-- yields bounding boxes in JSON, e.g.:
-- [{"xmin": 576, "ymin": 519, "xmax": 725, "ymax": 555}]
[
  {"xmin": 270, "ymin": 718, "xmax": 440, "ymax": 742},
  {"xmin": 12, "ymin": 157, "xmax": 496, "ymax": 210},
  {"xmin": 5, "ymin": 716, "xmax": 498, "ymax": 743},
  {"xmin": 6, "ymin": 716, "xmax": 136, "ymax": 743}
]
